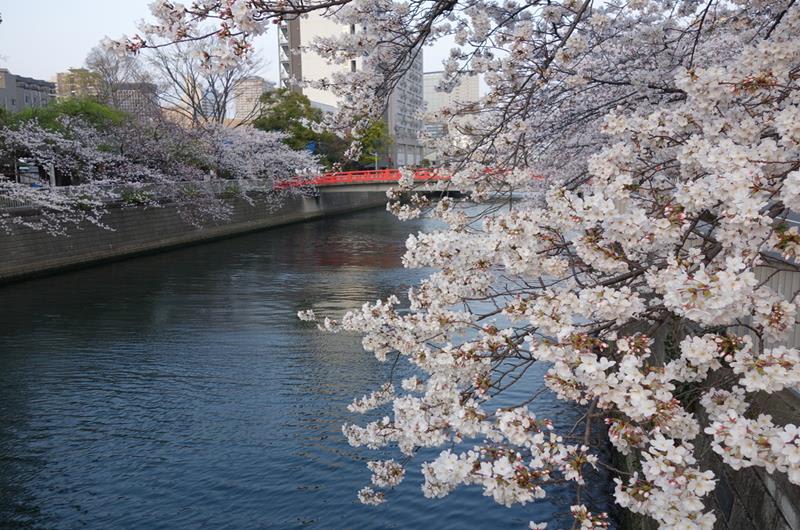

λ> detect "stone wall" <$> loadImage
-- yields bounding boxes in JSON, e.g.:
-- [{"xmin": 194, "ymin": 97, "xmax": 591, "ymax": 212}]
[{"xmin": 0, "ymin": 188, "xmax": 388, "ymax": 283}]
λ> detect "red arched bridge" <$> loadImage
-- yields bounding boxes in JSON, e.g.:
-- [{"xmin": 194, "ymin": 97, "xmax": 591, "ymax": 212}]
[
  {"xmin": 301, "ymin": 168, "xmax": 542, "ymax": 188},
  {"xmin": 302, "ymin": 168, "xmax": 446, "ymax": 187}
]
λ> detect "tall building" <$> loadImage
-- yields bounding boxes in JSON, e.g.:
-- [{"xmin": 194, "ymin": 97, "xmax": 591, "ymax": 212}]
[
  {"xmin": 0, "ymin": 69, "xmax": 56, "ymax": 112},
  {"xmin": 112, "ymin": 82, "xmax": 159, "ymax": 117},
  {"xmin": 234, "ymin": 76, "xmax": 271, "ymax": 122},
  {"xmin": 422, "ymin": 71, "xmax": 480, "ymax": 162},
  {"xmin": 55, "ymin": 69, "xmax": 159, "ymax": 117},
  {"xmin": 423, "ymin": 71, "xmax": 480, "ymax": 114},
  {"xmin": 55, "ymin": 68, "xmax": 102, "ymax": 99},
  {"xmin": 278, "ymin": 15, "xmax": 425, "ymax": 167}
]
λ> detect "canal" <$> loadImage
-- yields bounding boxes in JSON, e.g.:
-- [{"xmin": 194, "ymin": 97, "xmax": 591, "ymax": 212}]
[{"xmin": 0, "ymin": 208, "xmax": 614, "ymax": 529}]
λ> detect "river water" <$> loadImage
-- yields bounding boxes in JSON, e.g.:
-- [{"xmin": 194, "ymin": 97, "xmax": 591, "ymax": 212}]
[{"xmin": 0, "ymin": 208, "xmax": 614, "ymax": 529}]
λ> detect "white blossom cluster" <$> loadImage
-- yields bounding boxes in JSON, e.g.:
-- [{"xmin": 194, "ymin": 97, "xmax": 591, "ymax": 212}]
[
  {"xmin": 702, "ymin": 387, "xmax": 800, "ymax": 484},
  {"xmin": 614, "ymin": 436, "xmax": 716, "ymax": 529},
  {"xmin": 348, "ymin": 383, "xmax": 395, "ymax": 413},
  {"xmin": 367, "ymin": 459, "xmax": 406, "ymax": 487}
]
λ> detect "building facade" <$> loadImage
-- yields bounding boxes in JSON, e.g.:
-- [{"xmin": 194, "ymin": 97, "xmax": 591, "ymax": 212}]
[
  {"xmin": 422, "ymin": 71, "xmax": 480, "ymax": 162},
  {"xmin": 55, "ymin": 68, "xmax": 102, "ymax": 99},
  {"xmin": 278, "ymin": 15, "xmax": 425, "ymax": 167},
  {"xmin": 234, "ymin": 76, "xmax": 271, "ymax": 122},
  {"xmin": 423, "ymin": 71, "xmax": 480, "ymax": 115},
  {"xmin": 0, "ymin": 69, "xmax": 56, "ymax": 112},
  {"xmin": 112, "ymin": 82, "xmax": 160, "ymax": 117}
]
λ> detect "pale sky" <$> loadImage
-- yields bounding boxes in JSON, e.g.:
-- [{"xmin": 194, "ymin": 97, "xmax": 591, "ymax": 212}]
[{"xmin": 0, "ymin": 0, "xmax": 452, "ymax": 83}]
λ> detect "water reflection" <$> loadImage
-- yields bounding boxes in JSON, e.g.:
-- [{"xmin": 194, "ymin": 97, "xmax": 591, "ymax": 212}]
[{"xmin": 0, "ymin": 208, "xmax": 613, "ymax": 529}]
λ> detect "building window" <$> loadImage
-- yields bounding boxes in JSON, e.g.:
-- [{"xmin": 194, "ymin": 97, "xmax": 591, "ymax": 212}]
[
  {"xmin": 350, "ymin": 24, "xmax": 356, "ymax": 34},
  {"xmin": 351, "ymin": 60, "xmax": 357, "ymax": 73}
]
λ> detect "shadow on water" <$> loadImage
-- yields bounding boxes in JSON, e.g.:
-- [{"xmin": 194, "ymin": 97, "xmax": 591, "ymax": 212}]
[{"xmin": 0, "ymin": 208, "xmax": 614, "ymax": 529}]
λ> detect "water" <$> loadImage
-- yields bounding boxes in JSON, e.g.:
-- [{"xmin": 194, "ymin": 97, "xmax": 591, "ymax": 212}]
[{"xmin": 0, "ymin": 208, "xmax": 614, "ymax": 529}]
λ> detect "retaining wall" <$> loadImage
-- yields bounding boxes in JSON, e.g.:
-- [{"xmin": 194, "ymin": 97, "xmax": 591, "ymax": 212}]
[
  {"xmin": 0, "ymin": 188, "xmax": 389, "ymax": 283},
  {"xmin": 696, "ymin": 390, "xmax": 800, "ymax": 530}
]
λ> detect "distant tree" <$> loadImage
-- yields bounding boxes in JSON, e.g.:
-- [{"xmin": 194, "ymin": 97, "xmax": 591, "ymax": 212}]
[
  {"xmin": 85, "ymin": 44, "xmax": 153, "ymax": 109},
  {"xmin": 205, "ymin": 125, "xmax": 318, "ymax": 184},
  {"xmin": 146, "ymin": 39, "xmax": 263, "ymax": 126},
  {"xmin": 253, "ymin": 89, "xmax": 323, "ymax": 151},
  {"xmin": 254, "ymin": 89, "xmax": 392, "ymax": 170},
  {"xmin": 356, "ymin": 119, "xmax": 393, "ymax": 169},
  {"xmin": 13, "ymin": 98, "xmax": 126, "ymax": 132}
]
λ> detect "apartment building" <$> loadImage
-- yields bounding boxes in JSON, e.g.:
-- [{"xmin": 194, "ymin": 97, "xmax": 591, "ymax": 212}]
[
  {"xmin": 0, "ymin": 68, "xmax": 56, "ymax": 112},
  {"xmin": 278, "ymin": 15, "xmax": 425, "ymax": 167},
  {"xmin": 423, "ymin": 71, "xmax": 479, "ymax": 113},
  {"xmin": 55, "ymin": 68, "xmax": 102, "ymax": 99}
]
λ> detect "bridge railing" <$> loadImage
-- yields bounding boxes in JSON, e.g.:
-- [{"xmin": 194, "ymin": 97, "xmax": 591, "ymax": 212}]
[
  {"xmin": 310, "ymin": 168, "xmax": 446, "ymax": 187},
  {"xmin": 0, "ymin": 170, "xmax": 451, "ymax": 211}
]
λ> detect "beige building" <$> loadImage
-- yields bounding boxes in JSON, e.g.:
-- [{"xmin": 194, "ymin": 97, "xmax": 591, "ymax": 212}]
[
  {"xmin": 279, "ymin": 15, "xmax": 425, "ymax": 167},
  {"xmin": 55, "ymin": 68, "xmax": 102, "ymax": 99},
  {"xmin": 234, "ymin": 76, "xmax": 271, "ymax": 121},
  {"xmin": 0, "ymin": 69, "xmax": 56, "ymax": 112}
]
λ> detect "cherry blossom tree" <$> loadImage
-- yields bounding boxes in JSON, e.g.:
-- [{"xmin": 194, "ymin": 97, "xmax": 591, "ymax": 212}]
[
  {"xmin": 129, "ymin": 1, "xmax": 800, "ymax": 528},
  {"xmin": 205, "ymin": 125, "xmax": 317, "ymax": 189},
  {"xmin": 0, "ymin": 113, "xmax": 319, "ymax": 234},
  {"xmin": 0, "ymin": 117, "xmax": 126, "ymax": 233}
]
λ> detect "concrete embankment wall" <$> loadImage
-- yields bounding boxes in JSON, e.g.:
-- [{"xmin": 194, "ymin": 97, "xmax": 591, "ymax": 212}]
[
  {"xmin": 614, "ymin": 262, "xmax": 800, "ymax": 529},
  {"xmin": 0, "ymin": 187, "xmax": 388, "ymax": 283},
  {"xmin": 616, "ymin": 387, "xmax": 800, "ymax": 530},
  {"xmin": 696, "ymin": 390, "xmax": 800, "ymax": 530}
]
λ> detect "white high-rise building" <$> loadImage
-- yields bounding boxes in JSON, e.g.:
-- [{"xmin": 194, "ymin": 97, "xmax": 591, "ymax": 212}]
[
  {"xmin": 422, "ymin": 71, "xmax": 480, "ymax": 162},
  {"xmin": 278, "ymin": 15, "xmax": 425, "ymax": 167},
  {"xmin": 234, "ymin": 76, "xmax": 271, "ymax": 122},
  {"xmin": 423, "ymin": 71, "xmax": 480, "ymax": 114}
]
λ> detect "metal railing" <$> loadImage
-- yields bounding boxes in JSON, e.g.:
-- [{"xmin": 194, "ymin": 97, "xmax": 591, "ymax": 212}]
[
  {"xmin": 0, "ymin": 179, "xmax": 277, "ymax": 211},
  {"xmin": 0, "ymin": 195, "xmax": 38, "ymax": 209},
  {"xmin": 0, "ymin": 170, "xmax": 450, "ymax": 211}
]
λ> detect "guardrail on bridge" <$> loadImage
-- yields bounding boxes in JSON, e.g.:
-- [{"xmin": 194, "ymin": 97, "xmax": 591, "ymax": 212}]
[{"xmin": 309, "ymin": 169, "xmax": 445, "ymax": 187}]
